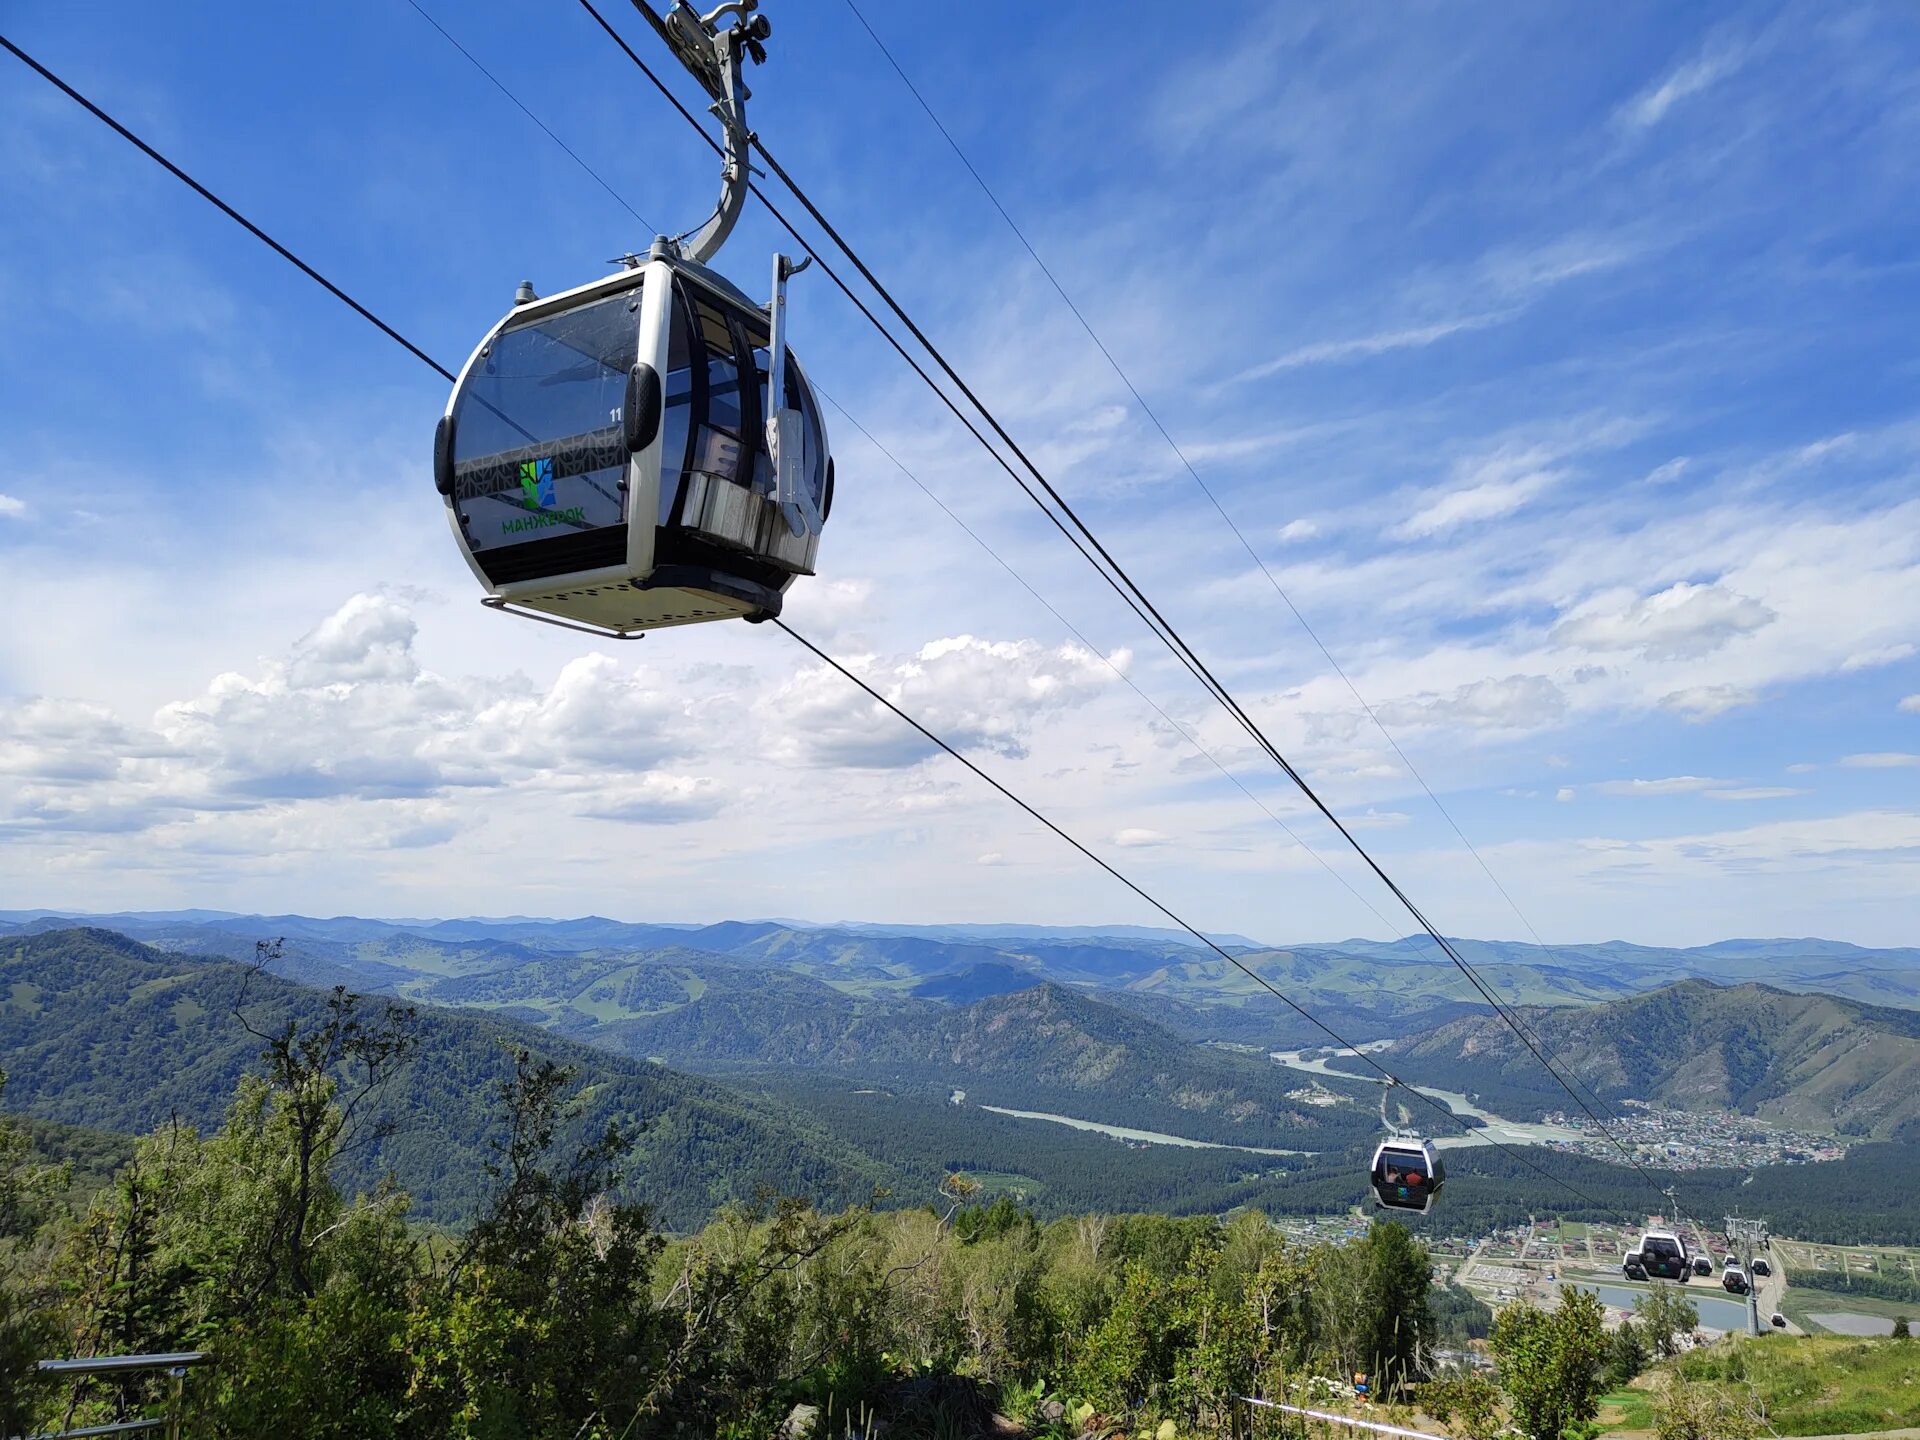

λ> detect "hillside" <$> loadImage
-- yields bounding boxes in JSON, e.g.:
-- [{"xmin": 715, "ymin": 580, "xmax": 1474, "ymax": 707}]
[
  {"xmin": 0, "ymin": 928, "xmax": 903, "ymax": 1227},
  {"xmin": 11, "ymin": 910, "xmax": 1919, "ymax": 1032},
  {"xmin": 599, "ymin": 979, "xmax": 1384, "ymax": 1151},
  {"xmin": 1377, "ymin": 979, "xmax": 1920, "ymax": 1140}
]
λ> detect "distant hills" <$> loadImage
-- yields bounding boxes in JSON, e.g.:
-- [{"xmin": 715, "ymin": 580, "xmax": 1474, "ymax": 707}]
[
  {"xmin": 12, "ymin": 923, "xmax": 1920, "ymax": 1241},
  {"xmin": 1372, "ymin": 980, "xmax": 1920, "ymax": 1141},
  {"xmin": 6, "ymin": 909, "xmax": 1918, "ymax": 1037}
]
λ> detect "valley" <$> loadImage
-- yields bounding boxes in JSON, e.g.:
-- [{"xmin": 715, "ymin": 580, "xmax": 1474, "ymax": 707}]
[{"xmin": 6, "ymin": 916, "xmax": 1920, "ymax": 1245}]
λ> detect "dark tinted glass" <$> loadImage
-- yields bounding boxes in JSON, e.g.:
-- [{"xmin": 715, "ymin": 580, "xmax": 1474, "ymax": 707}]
[{"xmin": 451, "ymin": 290, "xmax": 638, "ymax": 553}]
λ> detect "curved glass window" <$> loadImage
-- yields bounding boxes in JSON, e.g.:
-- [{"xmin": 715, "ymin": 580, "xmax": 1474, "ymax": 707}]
[
  {"xmin": 657, "ymin": 293, "xmax": 695, "ymax": 525},
  {"xmin": 688, "ymin": 300, "xmax": 746, "ymax": 496},
  {"xmin": 451, "ymin": 290, "xmax": 637, "ymax": 553}
]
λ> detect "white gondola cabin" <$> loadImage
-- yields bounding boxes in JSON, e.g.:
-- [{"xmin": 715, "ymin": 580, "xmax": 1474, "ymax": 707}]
[
  {"xmin": 435, "ymin": 245, "xmax": 830, "ymax": 636},
  {"xmin": 1368, "ymin": 1138, "xmax": 1444, "ymax": 1213},
  {"xmin": 1637, "ymin": 1228, "xmax": 1691, "ymax": 1282}
]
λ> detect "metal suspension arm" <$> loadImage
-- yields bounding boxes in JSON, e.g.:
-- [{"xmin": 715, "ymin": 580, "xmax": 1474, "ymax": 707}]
[{"xmin": 634, "ymin": 0, "xmax": 768, "ymax": 264}]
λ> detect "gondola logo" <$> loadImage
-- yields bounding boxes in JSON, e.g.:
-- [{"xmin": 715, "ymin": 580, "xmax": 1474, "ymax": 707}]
[{"xmin": 518, "ymin": 457, "xmax": 556, "ymax": 510}]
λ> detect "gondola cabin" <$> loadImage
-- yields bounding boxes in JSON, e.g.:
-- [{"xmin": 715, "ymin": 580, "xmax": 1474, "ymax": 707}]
[
  {"xmin": 435, "ymin": 245, "xmax": 831, "ymax": 636},
  {"xmin": 1691, "ymin": 1255, "xmax": 1714, "ymax": 1277},
  {"xmin": 1623, "ymin": 1251, "xmax": 1648, "ymax": 1282},
  {"xmin": 1368, "ymin": 1139, "xmax": 1444, "ymax": 1213},
  {"xmin": 1723, "ymin": 1266, "xmax": 1750, "ymax": 1296},
  {"xmin": 1637, "ymin": 1229, "xmax": 1691, "ymax": 1282}
]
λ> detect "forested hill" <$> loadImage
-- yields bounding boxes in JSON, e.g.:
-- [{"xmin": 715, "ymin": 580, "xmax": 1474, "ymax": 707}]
[
  {"xmin": 0, "ymin": 928, "xmax": 903, "ymax": 1227},
  {"xmin": 597, "ymin": 977, "xmax": 1384, "ymax": 1153},
  {"xmin": 1375, "ymin": 979, "xmax": 1920, "ymax": 1140}
]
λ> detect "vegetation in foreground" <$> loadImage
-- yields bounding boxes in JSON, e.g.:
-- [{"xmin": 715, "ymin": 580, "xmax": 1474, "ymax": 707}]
[{"xmin": 0, "ymin": 980, "xmax": 1467, "ymax": 1439}]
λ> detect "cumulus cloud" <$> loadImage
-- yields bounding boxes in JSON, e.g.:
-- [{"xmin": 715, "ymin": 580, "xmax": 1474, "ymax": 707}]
[
  {"xmin": 1393, "ymin": 446, "xmax": 1559, "ymax": 539},
  {"xmin": 1112, "ymin": 827, "xmax": 1170, "ymax": 848},
  {"xmin": 1901, "ymin": 695, "xmax": 1920, "ymax": 714},
  {"xmin": 767, "ymin": 636, "xmax": 1124, "ymax": 769},
  {"xmin": 0, "ymin": 494, "xmax": 25, "ymax": 518},
  {"xmin": 1840, "ymin": 752, "xmax": 1919, "ymax": 769},
  {"xmin": 1276, "ymin": 519, "xmax": 1319, "ymax": 544},
  {"xmin": 1553, "ymin": 580, "xmax": 1775, "ymax": 661},
  {"xmin": 1659, "ymin": 684, "xmax": 1758, "ymax": 720},
  {"xmin": 0, "ymin": 594, "xmax": 714, "ymax": 840},
  {"xmin": 287, "ymin": 593, "xmax": 418, "ymax": 688},
  {"xmin": 1555, "ymin": 787, "xmax": 1576, "ymax": 803},
  {"xmin": 1375, "ymin": 674, "xmax": 1567, "ymax": 732}
]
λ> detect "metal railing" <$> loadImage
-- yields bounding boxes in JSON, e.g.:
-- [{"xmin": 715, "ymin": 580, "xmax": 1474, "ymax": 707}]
[{"xmin": 15, "ymin": 1353, "xmax": 213, "ymax": 1440}]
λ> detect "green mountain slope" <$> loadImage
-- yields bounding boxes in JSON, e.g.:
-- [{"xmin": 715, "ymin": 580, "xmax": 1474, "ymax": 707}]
[
  {"xmin": 596, "ymin": 979, "xmax": 1383, "ymax": 1152},
  {"xmin": 1378, "ymin": 979, "xmax": 1920, "ymax": 1139},
  {"xmin": 0, "ymin": 928, "xmax": 904, "ymax": 1227}
]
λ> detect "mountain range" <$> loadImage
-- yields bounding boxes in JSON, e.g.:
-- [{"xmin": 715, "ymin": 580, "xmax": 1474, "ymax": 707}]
[
  {"xmin": 6, "ymin": 909, "xmax": 1918, "ymax": 1036},
  {"xmin": 1369, "ymin": 980, "xmax": 1920, "ymax": 1141}
]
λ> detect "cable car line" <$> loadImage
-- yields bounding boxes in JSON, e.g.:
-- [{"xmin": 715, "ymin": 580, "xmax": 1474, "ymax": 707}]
[
  {"xmin": 5, "ymin": 25, "xmax": 1626, "ymax": 1217},
  {"xmin": 817, "ymin": 387, "xmax": 1415, "ymax": 941},
  {"xmin": 838, "ymin": 0, "xmax": 1623, "ymax": 1134},
  {"xmin": 581, "ymin": 0, "xmax": 1675, "ymax": 1209},
  {"xmin": 770, "ymin": 617, "xmax": 1610, "ymax": 1212},
  {"xmin": 403, "ymin": 0, "xmax": 657, "ymax": 237},
  {"xmin": 393, "ymin": 2, "xmax": 1415, "ymax": 941},
  {"xmin": 0, "ymin": 35, "xmax": 456, "ymax": 387}
]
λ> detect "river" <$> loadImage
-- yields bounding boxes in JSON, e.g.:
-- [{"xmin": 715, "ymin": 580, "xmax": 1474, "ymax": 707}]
[
  {"xmin": 977, "ymin": 1105, "xmax": 1308, "ymax": 1156},
  {"xmin": 1268, "ymin": 1048, "xmax": 1585, "ymax": 1150}
]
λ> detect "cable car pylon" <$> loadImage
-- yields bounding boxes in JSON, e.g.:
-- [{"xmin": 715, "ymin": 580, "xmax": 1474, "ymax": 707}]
[{"xmin": 434, "ymin": 0, "xmax": 832, "ymax": 638}]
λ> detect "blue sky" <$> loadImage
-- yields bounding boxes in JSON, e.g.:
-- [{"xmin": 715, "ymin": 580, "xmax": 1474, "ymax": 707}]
[{"xmin": 1, "ymin": 1, "xmax": 1916, "ymax": 944}]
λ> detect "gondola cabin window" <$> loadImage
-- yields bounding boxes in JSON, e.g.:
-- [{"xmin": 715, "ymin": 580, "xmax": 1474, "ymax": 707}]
[{"xmin": 450, "ymin": 290, "xmax": 639, "ymax": 556}]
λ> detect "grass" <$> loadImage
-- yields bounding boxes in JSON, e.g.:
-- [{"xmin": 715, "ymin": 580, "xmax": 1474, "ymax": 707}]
[
  {"xmin": 1656, "ymin": 1335, "xmax": 1920, "ymax": 1436},
  {"xmin": 1782, "ymin": 1286, "xmax": 1913, "ymax": 1332}
]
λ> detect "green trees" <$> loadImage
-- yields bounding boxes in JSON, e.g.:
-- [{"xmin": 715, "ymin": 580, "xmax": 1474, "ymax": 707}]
[
  {"xmin": 1491, "ymin": 1286, "xmax": 1609, "ymax": 1440},
  {"xmin": 1894, "ymin": 1316, "xmax": 1912, "ymax": 1339},
  {"xmin": 1633, "ymin": 1283, "xmax": 1701, "ymax": 1359},
  {"xmin": 1606, "ymin": 1316, "xmax": 1650, "ymax": 1387}
]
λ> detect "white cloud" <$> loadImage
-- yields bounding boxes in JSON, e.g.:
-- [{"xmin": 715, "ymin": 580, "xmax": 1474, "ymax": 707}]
[
  {"xmin": 1659, "ymin": 685, "xmax": 1758, "ymax": 720},
  {"xmin": 287, "ymin": 592, "xmax": 419, "ymax": 688},
  {"xmin": 1554, "ymin": 787, "xmax": 1576, "ymax": 803},
  {"xmin": 1553, "ymin": 580, "xmax": 1775, "ymax": 661},
  {"xmin": 975, "ymin": 851, "xmax": 1005, "ymax": 866},
  {"xmin": 1112, "ymin": 827, "xmax": 1170, "ymax": 848},
  {"xmin": 1702, "ymin": 787, "xmax": 1804, "ymax": 801},
  {"xmin": 1375, "ymin": 674, "xmax": 1567, "ymax": 732},
  {"xmin": 1616, "ymin": 37, "xmax": 1748, "ymax": 131},
  {"xmin": 1237, "ymin": 314, "xmax": 1507, "ymax": 380},
  {"xmin": 1841, "ymin": 752, "xmax": 1920, "ymax": 769},
  {"xmin": 0, "ymin": 494, "xmax": 25, "ymax": 517},
  {"xmin": 764, "ymin": 636, "xmax": 1124, "ymax": 769},
  {"xmin": 578, "ymin": 773, "xmax": 724, "ymax": 825},
  {"xmin": 1593, "ymin": 776, "xmax": 1723, "ymax": 796},
  {"xmin": 1840, "ymin": 642, "xmax": 1916, "ymax": 673},
  {"xmin": 1901, "ymin": 695, "xmax": 1920, "ymax": 714},
  {"xmin": 1276, "ymin": 519, "xmax": 1319, "ymax": 544},
  {"xmin": 1393, "ymin": 446, "xmax": 1559, "ymax": 539},
  {"xmin": 1642, "ymin": 458, "xmax": 1691, "ymax": 486}
]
